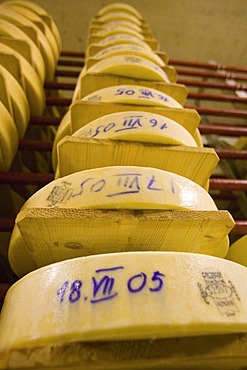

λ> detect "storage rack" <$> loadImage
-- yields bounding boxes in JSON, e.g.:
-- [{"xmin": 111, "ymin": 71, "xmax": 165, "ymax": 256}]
[{"xmin": 0, "ymin": 51, "xmax": 246, "ymax": 304}]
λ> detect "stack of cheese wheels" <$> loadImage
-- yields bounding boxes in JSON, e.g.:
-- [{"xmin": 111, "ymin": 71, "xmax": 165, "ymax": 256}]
[
  {"xmin": 2, "ymin": 3, "xmax": 245, "ymax": 366},
  {"xmin": 0, "ymin": 0, "xmax": 62, "ymax": 172}
]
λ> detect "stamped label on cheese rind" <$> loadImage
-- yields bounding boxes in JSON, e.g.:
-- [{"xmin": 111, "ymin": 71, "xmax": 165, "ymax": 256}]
[
  {"xmin": 82, "ymin": 85, "xmax": 182, "ymax": 108},
  {"xmin": 73, "ymin": 111, "xmax": 197, "ymax": 146},
  {"xmin": 24, "ymin": 166, "xmax": 217, "ymax": 211}
]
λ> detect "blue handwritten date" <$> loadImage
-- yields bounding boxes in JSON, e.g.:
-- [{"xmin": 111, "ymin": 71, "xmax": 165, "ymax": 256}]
[{"xmin": 57, "ymin": 267, "xmax": 165, "ymax": 305}]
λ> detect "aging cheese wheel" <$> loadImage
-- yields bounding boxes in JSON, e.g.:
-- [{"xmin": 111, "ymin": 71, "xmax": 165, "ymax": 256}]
[
  {"xmin": 82, "ymin": 84, "xmax": 182, "ymax": 109},
  {"xmin": 87, "ymin": 55, "xmax": 170, "ymax": 83},
  {"xmin": 17, "ymin": 166, "xmax": 217, "ymax": 211},
  {"xmin": 73, "ymin": 111, "xmax": 197, "ymax": 147},
  {"xmin": 1, "ymin": 251, "xmax": 247, "ymax": 350}
]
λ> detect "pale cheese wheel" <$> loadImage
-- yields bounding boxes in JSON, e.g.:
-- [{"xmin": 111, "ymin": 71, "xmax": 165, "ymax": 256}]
[
  {"xmin": 0, "ymin": 64, "xmax": 30, "ymax": 139},
  {"xmin": 52, "ymin": 110, "xmax": 71, "ymax": 171},
  {"xmin": 0, "ymin": 7, "xmax": 56, "ymax": 81},
  {"xmin": 226, "ymin": 235, "xmax": 247, "ymax": 267},
  {"xmin": 92, "ymin": 26, "xmax": 145, "ymax": 40},
  {"xmin": 0, "ymin": 18, "xmax": 45, "ymax": 83},
  {"xmin": 1, "ymin": 3, "xmax": 60, "ymax": 62},
  {"xmin": 19, "ymin": 166, "xmax": 217, "ymax": 211},
  {"xmin": 82, "ymin": 84, "xmax": 182, "ymax": 109},
  {"xmin": 93, "ymin": 20, "xmax": 143, "ymax": 33},
  {"xmin": 92, "ymin": 44, "xmax": 165, "ymax": 67},
  {"xmin": 1, "ymin": 251, "xmax": 247, "ymax": 351},
  {"xmin": 1, "ymin": 0, "xmax": 62, "ymax": 53},
  {"xmin": 0, "ymin": 101, "xmax": 18, "ymax": 171},
  {"xmin": 87, "ymin": 55, "xmax": 169, "ymax": 83},
  {"xmin": 72, "ymin": 111, "xmax": 197, "ymax": 147},
  {"xmin": 96, "ymin": 3, "xmax": 143, "ymax": 20},
  {"xmin": 95, "ymin": 34, "xmax": 152, "ymax": 50},
  {"xmin": 0, "ymin": 42, "xmax": 45, "ymax": 115},
  {"xmin": 98, "ymin": 11, "xmax": 143, "ymax": 26}
]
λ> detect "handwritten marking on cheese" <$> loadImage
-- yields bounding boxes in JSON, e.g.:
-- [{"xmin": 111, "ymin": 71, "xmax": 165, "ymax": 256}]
[
  {"xmin": 57, "ymin": 267, "xmax": 166, "ymax": 305},
  {"xmin": 115, "ymin": 87, "xmax": 169, "ymax": 101},
  {"xmin": 47, "ymin": 172, "xmax": 165, "ymax": 208},
  {"xmin": 79, "ymin": 114, "xmax": 167, "ymax": 138},
  {"xmin": 56, "ymin": 267, "xmax": 240, "ymax": 317}
]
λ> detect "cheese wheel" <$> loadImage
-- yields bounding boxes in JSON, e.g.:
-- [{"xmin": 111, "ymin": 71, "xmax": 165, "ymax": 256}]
[
  {"xmin": 87, "ymin": 55, "xmax": 170, "ymax": 83},
  {"xmin": 95, "ymin": 34, "xmax": 152, "ymax": 50},
  {"xmin": 0, "ymin": 101, "xmax": 18, "ymax": 171},
  {"xmin": 92, "ymin": 26, "xmax": 145, "ymax": 40},
  {"xmin": 1, "ymin": 3, "xmax": 59, "ymax": 62},
  {"xmin": 1, "ymin": 0, "xmax": 62, "ymax": 54},
  {"xmin": 18, "ymin": 166, "xmax": 217, "ymax": 211},
  {"xmin": 72, "ymin": 111, "xmax": 197, "ymax": 147},
  {"xmin": 92, "ymin": 20, "xmax": 143, "ymax": 33},
  {"xmin": 1, "ymin": 251, "xmax": 247, "ymax": 351},
  {"xmin": 82, "ymin": 85, "xmax": 182, "ymax": 109},
  {"xmin": 98, "ymin": 12, "xmax": 143, "ymax": 26},
  {"xmin": 96, "ymin": 3, "xmax": 143, "ymax": 20},
  {"xmin": 0, "ymin": 42, "xmax": 45, "ymax": 115},
  {"xmin": 52, "ymin": 110, "xmax": 71, "ymax": 171},
  {"xmin": 0, "ymin": 18, "xmax": 45, "ymax": 83},
  {"xmin": 0, "ymin": 64, "xmax": 30, "ymax": 139},
  {"xmin": 226, "ymin": 235, "xmax": 247, "ymax": 267},
  {"xmin": 0, "ymin": 7, "xmax": 56, "ymax": 81},
  {"xmin": 92, "ymin": 44, "xmax": 165, "ymax": 67}
]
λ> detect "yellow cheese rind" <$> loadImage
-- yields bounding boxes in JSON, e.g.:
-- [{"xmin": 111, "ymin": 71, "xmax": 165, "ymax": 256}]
[
  {"xmin": 96, "ymin": 3, "xmax": 143, "ymax": 20},
  {"xmin": 95, "ymin": 34, "xmax": 152, "ymax": 50},
  {"xmin": 82, "ymin": 84, "xmax": 182, "ymax": 109},
  {"xmin": 1, "ymin": 251, "xmax": 247, "ymax": 350},
  {"xmin": 226, "ymin": 235, "xmax": 247, "ymax": 267},
  {"xmin": 92, "ymin": 26, "xmax": 145, "ymax": 40},
  {"xmin": 73, "ymin": 111, "xmax": 197, "ymax": 147},
  {"xmin": 0, "ymin": 0, "xmax": 62, "ymax": 54},
  {"xmin": 92, "ymin": 44, "xmax": 165, "ymax": 66},
  {"xmin": 97, "ymin": 12, "xmax": 143, "ymax": 26},
  {"xmin": 0, "ymin": 17, "xmax": 46, "ymax": 83},
  {"xmin": 52, "ymin": 110, "xmax": 71, "ymax": 171},
  {"xmin": 0, "ymin": 101, "xmax": 19, "ymax": 171},
  {"xmin": 87, "ymin": 55, "xmax": 170, "ymax": 83},
  {"xmin": 0, "ymin": 64, "xmax": 30, "ymax": 139},
  {"xmin": 20, "ymin": 166, "xmax": 217, "ymax": 211},
  {"xmin": 0, "ymin": 42, "xmax": 45, "ymax": 115}
]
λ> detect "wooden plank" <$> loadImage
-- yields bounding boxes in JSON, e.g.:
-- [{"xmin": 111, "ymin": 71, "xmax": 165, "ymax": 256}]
[
  {"xmin": 16, "ymin": 208, "xmax": 234, "ymax": 269},
  {"xmin": 57, "ymin": 137, "xmax": 218, "ymax": 187},
  {"xmin": 1, "ymin": 334, "xmax": 247, "ymax": 369},
  {"xmin": 79, "ymin": 73, "xmax": 188, "ymax": 105}
]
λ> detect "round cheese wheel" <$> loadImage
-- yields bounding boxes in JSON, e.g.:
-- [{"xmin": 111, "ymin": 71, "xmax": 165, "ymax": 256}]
[
  {"xmin": 73, "ymin": 111, "xmax": 197, "ymax": 147},
  {"xmin": 1, "ymin": 251, "xmax": 247, "ymax": 350}
]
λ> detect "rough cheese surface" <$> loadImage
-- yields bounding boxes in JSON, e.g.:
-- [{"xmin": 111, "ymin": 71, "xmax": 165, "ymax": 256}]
[{"xmin": 1, "ymin": 252, "xmax": 247, "ymax": 350}]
